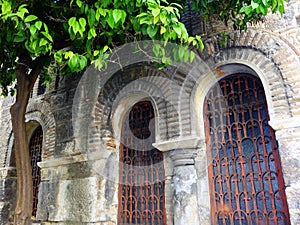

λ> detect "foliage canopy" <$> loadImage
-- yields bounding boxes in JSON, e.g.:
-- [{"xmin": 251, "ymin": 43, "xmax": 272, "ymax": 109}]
[{"xmin": 0, "ymin": 0, "xmax": 286, "ymax": 95}]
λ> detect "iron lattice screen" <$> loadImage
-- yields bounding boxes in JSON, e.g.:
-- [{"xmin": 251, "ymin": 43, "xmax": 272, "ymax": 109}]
[
  {"xmin": 29, "ymin": 125, "xmax": 43, "ymax": 217},
  {"xmin": 118, "ymin": 101, "xmax": 166, "ymax": 225},
  {"xmin": 204, "ymin": 74, "xmax": 290, "ymax": 225}
]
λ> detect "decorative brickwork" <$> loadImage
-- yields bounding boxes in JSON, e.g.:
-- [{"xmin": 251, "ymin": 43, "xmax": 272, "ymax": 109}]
[{"xmin": 26, "ymin": 100, "xmax": 56, "ymax": 159}]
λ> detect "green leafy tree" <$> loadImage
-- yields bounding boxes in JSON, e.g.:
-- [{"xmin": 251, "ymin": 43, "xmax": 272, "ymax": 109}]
[{"xmin": 0, "ymin": 0, "xmax": 285, "ymax": 224}]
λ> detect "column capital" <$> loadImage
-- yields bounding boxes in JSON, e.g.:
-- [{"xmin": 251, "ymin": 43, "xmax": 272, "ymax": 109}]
[{"xmin": 169, "ymin": 148, "xmax": 198, "ymax": 167}]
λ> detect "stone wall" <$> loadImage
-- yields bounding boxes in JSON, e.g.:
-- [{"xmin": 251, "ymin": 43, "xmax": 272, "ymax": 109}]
[{"xmin": 0, "ymin": 1, "xmax": 299, "ymax": 225}]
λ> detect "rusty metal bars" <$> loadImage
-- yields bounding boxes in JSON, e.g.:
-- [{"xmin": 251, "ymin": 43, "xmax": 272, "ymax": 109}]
[
  {"xmin": 204, "ymin": 74, "xmax": 290, "ymax": 225},
  {"xmin": 118, "ymin": 101, "xmax": 166, "ymax": 225},
  {"xmin": 29, "ymin": 125, "xmax": 43, "ymax": 217}
]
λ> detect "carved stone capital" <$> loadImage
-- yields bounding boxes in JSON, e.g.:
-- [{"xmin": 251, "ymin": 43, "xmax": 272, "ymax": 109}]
[{"xmin": 169, "ymin": 148, "xmax": 198, "ymax": 167}]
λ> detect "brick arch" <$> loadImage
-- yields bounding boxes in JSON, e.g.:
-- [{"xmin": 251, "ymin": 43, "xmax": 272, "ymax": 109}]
[
  {"xmin": 91, "ymin": 64, "xmax": 179, "ymax": 152},
  {"xmin": 25, "ymin": 100, "xmax": 56, "ymax": 159},
  {"xmin": 203, "ymin": 28, "xmax": 299, "ymax": 116},
  {"xmin": 3, "ymin": 100, "xmax": 56, "ymax": 167},
  {"xmin": 184, "ymin": 29, "xmax": 300, "ymax": 138},
  {"xmin": 72, "ymin": 41, "xmax": 214, "ymax": 148}
]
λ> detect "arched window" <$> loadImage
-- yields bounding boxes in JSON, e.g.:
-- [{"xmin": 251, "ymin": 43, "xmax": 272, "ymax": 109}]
[
  {"xmin": 29, "ymin": 125, "xmax": 43, "ymax": 217},
  {"xmin": 118, "ymin": 101, "xmax": 166, "ymax": 225},
  {"xmin": 204, "ymin": 74, "xmax": 290, "ymax": 225}
]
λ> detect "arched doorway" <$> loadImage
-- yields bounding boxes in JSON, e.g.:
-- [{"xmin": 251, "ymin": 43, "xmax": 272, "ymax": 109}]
[
  {"xmin": 204, "ymin": 74, "xmax": 290, "ymax": 225},
  {"xmin": 118, "ymin": 101, "xmax": 166, "ymax": 225}
]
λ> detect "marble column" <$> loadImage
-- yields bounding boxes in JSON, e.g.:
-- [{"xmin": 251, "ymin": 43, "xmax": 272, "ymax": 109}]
[{"xmin": 154, "ymin": 137, "xmax": 202, "ymax": 225}]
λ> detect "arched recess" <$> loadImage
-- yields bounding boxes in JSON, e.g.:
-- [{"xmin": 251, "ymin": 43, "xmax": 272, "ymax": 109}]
[
  {"xmin": 4, "ymin": 100, "xmax": 55, "ymax": 168},
  {"xmin": 203, "ymin": 73, "xmax": 290, "ymax": 225},
  {"xmin": 192, "ymin": 58, "xmax": 287, "ymax": 139},
  {"xmin": 85, "ymin": 64, "xmax": 180, "ymax": 153},
  {"xmin": 28, "ymin": 124, "xmax": 43, "ymax": 218},
  {"xmin": 117, "ymin": 100, "xmax": 166, "ymax": 225},
  {"xmin": 201, "ymin": 28, "xmax": 299, "ymax": 119},
  {"xmin": 25, "ymin": 100, "xmax": 56, "ymax": 158}
]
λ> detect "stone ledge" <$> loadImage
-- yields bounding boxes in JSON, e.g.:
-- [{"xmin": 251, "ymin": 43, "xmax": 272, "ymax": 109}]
[
  {"xmin": 153, "ymin": 136, "xmax": 204, "ymax": 152},
  {"xmin": 269, "ymin": 116, "xmax": 300, "ymax": 130},
  {"xmin": 38, "ymin": 149, "xmax": 113, "ymax": 169}
]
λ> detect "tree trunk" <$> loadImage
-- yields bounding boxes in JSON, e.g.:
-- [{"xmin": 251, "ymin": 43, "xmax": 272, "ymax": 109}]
[{"xmin": 11, "ymin": 57, "xmax": 41, "ymax": 225}]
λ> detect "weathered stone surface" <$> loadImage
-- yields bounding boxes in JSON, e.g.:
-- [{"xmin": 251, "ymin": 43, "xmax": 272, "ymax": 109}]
[{"xmin": 173, "ymin": 165, "xmax": 199, "ymax": 225}]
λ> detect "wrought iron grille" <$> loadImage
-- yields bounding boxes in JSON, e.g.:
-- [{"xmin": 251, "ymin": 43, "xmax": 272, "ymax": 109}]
[
  {"xmin": 204, "ymin": 74, "xmax": 290, "ymax": 225},
  {"xmin": 118, "ymin": 101, "xmax": 166, "ymax": 225},
  {"xmin": 29, "ymin": 125, "xmax": 43, "ymax": 217}
]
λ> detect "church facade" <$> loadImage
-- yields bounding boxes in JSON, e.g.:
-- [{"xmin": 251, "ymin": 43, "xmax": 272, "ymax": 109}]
[{"xmin": 0, "ymin": 1, "xmax": 300, "ymax": 225}]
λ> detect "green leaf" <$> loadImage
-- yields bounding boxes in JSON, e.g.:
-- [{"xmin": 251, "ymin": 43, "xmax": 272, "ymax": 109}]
[
  {"xmin": 259, "ymin": 5, "xmax": 268, "ymax": 15},
  {"xmin": 64, "ymin": 51, "xmax": 74, "ymax": 59},
  {"xmin": 147, "ymin": 26, "xmax": 158, "ymax": 38},
  {"xmin": 1, "ymin": 1, "xmax": 12, "ymax": 15},
  {"xmin": 160, "ymin": 13, "xmax": 167, "ymax": 24},
  {"xmin": 173, "ymin": 25, "xmax": 182, "ymax": 36},
  {"xmin": 120, "ymin": 10, "xmax": 126, "ymax": 24},
  {"xmin": 178, "ymin": 46, "xmax": 185, "ymax": 59},
  {"xmin": 6, "ymin": 32, "xmax": 12, "ymax": 41},
  {"xmin": 113, "ymin": 9, "xmax": 122, "ymax": 23},
  {"xmin": 13, "ymin": 35, "xmax": 26, "ymax": 43},
  {"xmin": 31, "ymin": 40, "xmax": 38, "ymax": 50},
  {"xmin": 242, "ymin": 6, "xmax": 253, "ymax": 15},
  {"xmin": 76, "ymin": 0, "xmax": 83, "ymax": 8},
  {"xmin": 279, "ymin": 4, "xmax": 284, "ymax": 15},
  {"xmin": 160, "ymin": 26, "xmax": 166, "ymax": 34},
  {"xmin": 24, "ymin": 15, "xmax": 38, "ymax": 23},
  {"xmin": 199, "ymin": 39, "xmax": 204, "ymax": 51},
  {"xmin": 73, "ymin": 21, "xmax": 80, "ymax": 35},
  {"xmin": 42, "ymin": 32, "xmax": 53, "ymax": 42},
  {"xmin": 79, "ymin": 17, "xmax": 86, "ymax": 29},
  {"xmin": 43, "ymin": 23, "xmax": 49, "ymax": 33},
  {"xmin": 152, "ymin": 8, "xmax": 160, "ymax": 18},
  {"xmin": 139, "ymin": 15, "xmax": 151, "ymax": 25},
  {"xmin": 68, "ymin": 17, "xmax": 77, "ymax": 26},
  {"xmin": 103, "ymin": 45, "xmax": 109, "ymax": 52},
  {"xmin": 93, "ymin": 50, "xmax": 100, "ymax": 56},
  {"xmin": 39, "ymin": 38, "xmax": 48, "ymax": 47},
  {"xmin": 97, "ymin": 8, "xmax": 107, "ymax": 18},
  {"xmin": 190, "ymin": 51, "xmax": 195, "ymax": 63},
  {"xmin": 16, "ymin": 5, "xmax": 28, "ymax": 19},
  {"xmin": 54, "ymin": 51, "xmax": 63, "ymax": 63},
  {"xmin": 29, "ymin": 25, "xmax": 37, "ymax": 35},
  {"xmin": 251, "ymin": 1, "xmax": 259, "ymax": 9},
  {"xmin": 88, "ymin": 9, "xmax": 96, "ymax": 27},
  {"xmin": 78, "ymin": 55, "xmax": 87, "ymax": 70},
  {"xmin": 107, "ymin": 12, "xmax": 115, "ymax": 29},
  {"xmin": 35, "ymin": 21, "xmax": 42, "ymax": 30},
  {"xmin": 152, "ymin": 43, "xmax": 161, "ymax": 57},
  {"xmin": 68, "ymin": 54, "xmax": 79, "ymax": 70},
  {"xmin": 88, "ymin": 27, "xmax": 97, "ymax": 39}
]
